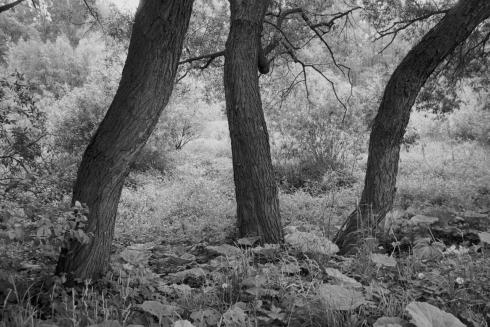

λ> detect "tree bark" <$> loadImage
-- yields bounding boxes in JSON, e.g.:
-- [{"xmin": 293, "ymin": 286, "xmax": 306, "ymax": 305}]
[
  {"xmin": 224, "ymin": 0, "xmax": 283, "ymax": 243},
  {"xmin": 334, "ymin": 0, "xmax": 490, "ymax": 254},
  {"xmin": 56, "ymin": 0, "xmax": 194, "ymax": 280}
]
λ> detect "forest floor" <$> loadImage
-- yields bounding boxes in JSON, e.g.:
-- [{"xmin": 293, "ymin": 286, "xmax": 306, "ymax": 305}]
[{"xmin": 1, "ymin": 123, "xmax": 490, "ymax": 327}]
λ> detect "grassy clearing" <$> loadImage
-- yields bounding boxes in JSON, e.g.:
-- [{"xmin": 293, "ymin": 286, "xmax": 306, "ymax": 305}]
[{"xmin": 1, "ymin": 118, "xmax": 489, "ymax": 327}]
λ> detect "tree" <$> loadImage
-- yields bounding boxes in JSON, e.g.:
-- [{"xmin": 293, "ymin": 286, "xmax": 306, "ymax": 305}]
[
  {"xmin": 334, "ymin": 0, "xmax": 490, "ymax": 254},
  {"xmin": 56, "ymin": 0, "xmax": 194, "ymax": 280},
  {"xmin": 224, "ymin": 0, "xmax": 283, "ymax": 243}
]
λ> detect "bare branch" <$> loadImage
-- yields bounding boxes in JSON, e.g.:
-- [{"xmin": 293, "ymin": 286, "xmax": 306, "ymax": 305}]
[
  {"xmin": 82, "ymin": 0, "xmax": 105, "ymax": 32},
  {"xmin": 282, "ymin": 41, "xmax": 349, "ymax": 114},
  {"xmin": 375, "ymin": 9, "xmax": 448, "ymax": 42},
  {"xmin": 301, "ymin": 11, "xmax": 350, "ymax": 77},
  {"xmin": 178, "ymin": 50, "xmax": 225, "ymax": 67}
]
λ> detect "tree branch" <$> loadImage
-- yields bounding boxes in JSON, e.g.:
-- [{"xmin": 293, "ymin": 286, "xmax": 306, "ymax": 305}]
[
  {"xmin": 0, "ymin": 0, "xmax": 26, "ymax": 13},
  {"xmin": 178, "ymin": 50, "xmax": 225, "ymax": 67},
  {"xmin": 375, "ymin": 9, "xmax": 449, "ymax": 46}
]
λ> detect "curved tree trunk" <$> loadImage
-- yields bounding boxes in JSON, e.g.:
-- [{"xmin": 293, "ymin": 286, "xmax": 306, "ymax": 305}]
[
  {"xmin": 224, "ymin": 0, "xmax": 283, "ymax": 243},
  {"xmin": 56, "ymin": 0, "xmax": 194, "ymax": 280},
  {"xmin": 334, "ymin": 0, "xmax": 490, "ymax": 254}
]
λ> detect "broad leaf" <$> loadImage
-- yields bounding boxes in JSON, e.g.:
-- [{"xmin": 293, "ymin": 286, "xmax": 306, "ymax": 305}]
[
  {"xmin": 139, "ymin": 301, "xmax": 178, "ymax": 318},
  {"xmin": 370, "ymin": 253, "xmax": 397, "ymax": 267},
  {"xmin": 317, "ymin": 284, "xmax": 366, "ymax": 310},
  {"xmin": 406, "ymin": 301, "xmax": 465, "ymax": 327},
  {"xmin": 324, "ymin": 268, "xmax": 362, "ymax": 288},
  {"xmin": 373, "ymin": 316, "xmax": 405, "ymax": 327}
]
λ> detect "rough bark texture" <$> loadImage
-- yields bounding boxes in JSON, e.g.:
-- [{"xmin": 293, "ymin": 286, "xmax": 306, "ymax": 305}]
[
  {"xmin": 56, "ymin": 0, "xmax": 194, "ymax": 280},
  {"xmin": 334, "ymin": 0, "xmax": 490, "ymax": 254},
  {"xmin": 224, "ymin": 0, "xmax": 283, "ymax": 243}
]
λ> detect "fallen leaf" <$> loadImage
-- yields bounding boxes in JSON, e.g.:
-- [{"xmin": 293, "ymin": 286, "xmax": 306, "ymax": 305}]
[
  {"xmin": 317, "ymin": 284, "xmax": 366, "ymax": 310},
  {"xmin": 173, "ymin": 320, "xmax": 195, "ymax": 327},
  {"xmin": 223, "ymin": 306, "xmax": 247, "ymax": 327},
  {"xmin": 324, "ymin": 268, "xmax": 362, "ymax": 288},
  {"xmin": 373, "ymin": 316, "xmax": 405, "ymax": 327},
  {"xmin": 237, "ymin": 236, "xmax": 261, "ymax": 246},
  {"xmin": 88, "ymin": 321, "xmax": 121, "ymax": 327},
  {"xmin": 478, "ymin": 231, "xmax": 490, "ymax": 244},
  {"xmin": 370, "ymin": 253, "xmax": 397, "ymax": 267},
  {"xmin": 410, "ymin": 215, "xmax": 439, "ymax": 225},
  {"xmin": 139, "ymin": 301, "xmax": 178, "ymax": 318},
  {"xmin": 406, "ymin": 301, "xmax": 465, "ymax": 327}
]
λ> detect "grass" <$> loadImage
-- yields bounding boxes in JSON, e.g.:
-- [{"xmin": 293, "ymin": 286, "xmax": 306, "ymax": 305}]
[
  {"xmin": 1, "ymin": 118, "xmax": 489, "ymax": 327},
  {"xmin": 397, "ymin": 140, "xmax": 490, "ymax": 209}
]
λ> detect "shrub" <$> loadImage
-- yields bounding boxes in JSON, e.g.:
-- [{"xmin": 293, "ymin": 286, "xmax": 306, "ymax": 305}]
[
  {"xmin": 270, "ymin": 103, "xmax": 364, "ymax": 194},
  {"xmin": 130, "ymin": 146, "xmax": 174, "ymax": 174},
  {"xmin": 449, "ymin": 105, "xmax": 490, "ymax": 145}
]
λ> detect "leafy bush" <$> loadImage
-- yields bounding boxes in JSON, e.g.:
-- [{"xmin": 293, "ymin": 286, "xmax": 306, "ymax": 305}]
[
  {"xmin": 7, "ymin": 34, "xmax": 106, "ymax": 98},
  {"xmin": 449, "ymin": 105, "xmax": 490, "ymax": 145},
  {"xmin": 130, "ymin": 146, "xmax": 174, "ymax": 174},
  {"xmin": 270, "ymin": 102, "xmax": 364, "ymax": 194},
  {"xmin": 0, "ymin": 73, "xmax": 46, "ymax": 184}
]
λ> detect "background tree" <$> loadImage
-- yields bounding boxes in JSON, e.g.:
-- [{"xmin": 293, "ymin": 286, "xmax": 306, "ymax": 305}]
[
  {"xmin": 334, "ymin": 0, "xmax": 490, "ymax": 253},
  {"xmin": 55, "ymin": 0, "xmax": 195, "ymax": 280}
]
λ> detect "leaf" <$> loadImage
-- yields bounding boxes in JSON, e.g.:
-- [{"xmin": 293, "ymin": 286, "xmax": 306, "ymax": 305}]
[
  {"xmin": 406, "ymin": 301, "xmax": 465, "ymax": 327},
  {"xmin": 190, "ymin": 309, "xmax": 220, "ymax": 327},
  {"xmin": 317, "ymin": 284, "xmax": 366, "ymax": 311},
  {"xmin": 120, "ymin": 248, "xmax": 151, "ymax": 266},
  {"xmin": 36, "ymin": 224, "xmax": 52, "ymax": 238},
  {"xmin": 409, "ymin": 215, "xmax": 439, "ymax": 225},
  {"xmin": 413, "ymin": 243, "xmax": 443, "ymax": 261},
  {"xmin": 242, "ymin": 275, "xmax": 267, "ymax": 288},
  {"xmin": 139, "ymin": 301, "xmax": 178, "ymax": 318},
  {"xmin": 223, "ymin": 306, "xmax": 247, "ymax": 327},
  {"xmin": 478, "ymin": 231, "xmax": 490, "ymax": 244},
  {"xmin": 173, "ymin": 320, "xmax": 195, "ymax": 327},
  {"xmin": 324, "ymin": 268, "xmax": 362, "ymax": 288},
  {"xmin": 370, "ymin": 253, "xmax": 397, "ymax": 267},
  {"xmin": 237, "ymin": 236, "xmax": 261, "ymax": 246},
  {"xmin": 373, "ymin": 316, "xmax": 405, "ymax": 327},
  {"xmin": 88, "ymin": 321, "xmax": 121, "ymax": 327}
]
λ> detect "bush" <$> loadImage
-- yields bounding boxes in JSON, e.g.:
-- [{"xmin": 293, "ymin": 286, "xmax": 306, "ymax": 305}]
[
  {"xmin": 449, "ymin": 105, "xmax": 490, "ymax": 145},
  {"xmin": 270, "ymin": 101, "xmax": 364, "ymax": 194},
  {"xmin": 7, "ymin": 34, "xmax": 106, "ymax": 98},
  {"xmin": 130, "ymin": 146, "xmax": 174, "ymax": 174}
]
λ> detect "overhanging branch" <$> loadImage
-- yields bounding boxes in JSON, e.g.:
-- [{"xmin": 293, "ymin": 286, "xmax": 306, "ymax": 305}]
[{"xmin": 0, "ymin": 0, "xmax": 26, "ymax": 13}]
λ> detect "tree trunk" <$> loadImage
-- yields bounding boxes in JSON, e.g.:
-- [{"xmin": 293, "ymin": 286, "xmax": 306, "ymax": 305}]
[
  {"xmin": 56, "ymin": 0, "xmax": 194, "ymax": 280},
  {"xmin": 334, "ymin": 0, "xmax": 490, "ymax": 254},
  {"xmin": 224, "ymin": 0, "xmax": 283, "ymax": 243}
]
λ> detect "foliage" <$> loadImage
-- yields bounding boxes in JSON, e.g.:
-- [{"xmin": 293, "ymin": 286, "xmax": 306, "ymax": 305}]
[
  {"xmin": 7, "ymin": 33, "xmax": 105, "ymax": 98},
  {"xmin": 1, "ymin": 1, "xmax": 490, "ymax": 326},
  {"xmin": 0, "ymin": 73, "xmax": 46, "ymax": 174}
]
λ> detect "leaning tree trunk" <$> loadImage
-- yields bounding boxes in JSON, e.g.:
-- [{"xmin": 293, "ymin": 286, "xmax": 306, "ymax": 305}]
[
  {"xmin": 334, "ymin": 0, "xmax": 490, "ymax": 254},
  {"xmin": 56, "ymin": 0, "xmax": 194, "ymax": 280},
  {"xmin": 224, "ymin": 0, "xmax": 283, "ymax": 243}
]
